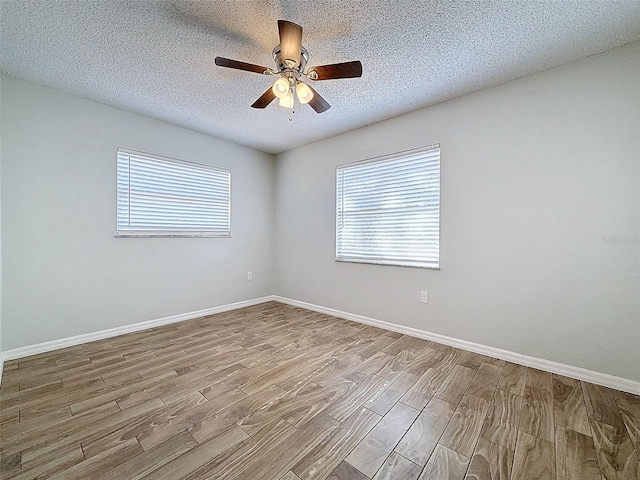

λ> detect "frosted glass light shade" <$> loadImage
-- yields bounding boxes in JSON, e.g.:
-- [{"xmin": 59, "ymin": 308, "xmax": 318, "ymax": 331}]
[
  {"xmin": 296, "ymin": 82, "xmax": 314, "ymax": 104},
  {"xmin": 272, "ymin": 77, "xmax": 290, "ymax": 98},
  {"xmin": 278, "ymin": 91, "xmax": 294, "ymax": 108}
]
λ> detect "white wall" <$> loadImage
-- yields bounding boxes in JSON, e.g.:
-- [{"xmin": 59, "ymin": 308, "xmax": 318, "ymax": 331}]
[
  {"xmin": 274, "ymin": 42, "xmax": 640, "ymax": 382},
  {"xmin": 1, "ymin": 75, "xmax": 275, "ymax": 351}
]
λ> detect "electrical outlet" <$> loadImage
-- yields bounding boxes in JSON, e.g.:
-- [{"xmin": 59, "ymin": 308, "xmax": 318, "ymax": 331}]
[
  {"xmin": 420, "ymin": 291, "xmax": 428, "ymax": 303},
  {"xmin": 247, "ymin": 272, "xmax": 253, "ymax": 281}
]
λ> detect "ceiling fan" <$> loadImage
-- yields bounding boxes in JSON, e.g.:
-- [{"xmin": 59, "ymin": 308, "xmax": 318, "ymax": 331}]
[{"xmin": 214, "ymin": 20, "xmax": 362, "ymax": 113}]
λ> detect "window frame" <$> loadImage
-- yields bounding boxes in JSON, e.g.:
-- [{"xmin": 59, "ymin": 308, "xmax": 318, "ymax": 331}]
[
  {"xmin": 335, "ymin": 144, "xmax": 441, "ymax": 269},
  {"xmin": 116, "ymin": 148, "xmax": 232, "ymax": 238}
]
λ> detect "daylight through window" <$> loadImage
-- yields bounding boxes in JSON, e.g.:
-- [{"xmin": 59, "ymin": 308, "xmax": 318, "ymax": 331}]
[
  {"xmin": 336, "ymin": 145, "xmax": 440, "ymax": 269},
  {"xmin": 117, "ymin": 148, "xmax": 231, "ymax": 237}
]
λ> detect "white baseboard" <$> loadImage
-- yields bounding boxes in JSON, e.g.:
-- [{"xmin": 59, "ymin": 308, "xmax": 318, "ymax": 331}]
[
  {"xmin": 2, "ymin": 296, "xmax": 274, "ymax": 362},
  {"xmin": 273, "ymin": 295, "xmax": 640, "ymax": 396},
  {"xmin": 3, "ymin": 294, "xmax": 638, "ymax": 396}
]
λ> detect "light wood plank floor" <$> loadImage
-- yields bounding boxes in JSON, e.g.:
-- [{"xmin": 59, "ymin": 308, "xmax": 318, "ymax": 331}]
[{"xmin": 1, "ymin": 302, "xmax": 638, "ymax": 479}]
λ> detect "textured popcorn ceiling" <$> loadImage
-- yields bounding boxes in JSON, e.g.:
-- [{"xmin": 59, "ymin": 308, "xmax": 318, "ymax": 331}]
[{"xmin": 2, "ymin": 1, "xmax": 640, "ymax": 154}]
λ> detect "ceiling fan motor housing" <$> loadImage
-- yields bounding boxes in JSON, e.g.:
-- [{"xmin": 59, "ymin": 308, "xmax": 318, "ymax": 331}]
[{"xmin": 273, "ymin": 45, "xmax": 310, "ymax": 77}]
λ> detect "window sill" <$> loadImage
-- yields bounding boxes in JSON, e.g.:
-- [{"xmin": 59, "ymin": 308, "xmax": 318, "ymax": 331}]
[
  {"xmin": 115, "ymin": 232, "xmax": 232, "ymax": 238},
  {"xmin": 335, "ymin": 258, "xmax": 440, "ymax": 270}
]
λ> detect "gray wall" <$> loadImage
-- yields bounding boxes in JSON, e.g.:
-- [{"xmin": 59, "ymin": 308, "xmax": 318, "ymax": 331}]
[
  {"xmin": 0, "ymin": 74, "xmax": 3, "ymax": 369},
  {"xmin": 274, "ymin": 42, "xmax": 640, "ymax": 382},
  {"xmin": 1, "ymin": 75, "xmax": 276, "ymax": 350}
]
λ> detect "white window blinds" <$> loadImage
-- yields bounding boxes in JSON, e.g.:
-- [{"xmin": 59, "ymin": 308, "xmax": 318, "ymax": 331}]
[
  {"xmin": 117, "ymin": 148, "xmax": 231, "ymax": 237},
  {"xmin": 336, "ymin": 145, "xmax": 440, "ymax": 269}
]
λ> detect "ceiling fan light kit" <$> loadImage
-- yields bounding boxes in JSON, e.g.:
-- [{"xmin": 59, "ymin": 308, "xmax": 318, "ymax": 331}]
[
  {"xmin": 272, "ymin": 77, "xmax": 290, "ymax": 99},
  {"xmin": 295, "ymin": 81, "xmax": 313, "ymax": 104},
  {"xmin": 214, "ymin": 20, "xmax": 362, "ymax": 113},
  {"xmin": 279, "ymin": 91, "xmax": 295, "ymax": 109}
]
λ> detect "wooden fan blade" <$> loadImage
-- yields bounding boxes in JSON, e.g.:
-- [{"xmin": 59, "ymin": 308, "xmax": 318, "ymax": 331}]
[
  {"xmin": 215, "ymin": 57, "xmax": 269, "ymax": 74},
  {"xmin": 306, "ymin": 85, "xmax": 330, "ymax": 113},
  {"xmin": 251, "ymin": 88, "xmax": 276, "ymax": 109},
  {"xmin": 308, "ymin": 61, "xmax": 363, "ymax": 80},
  {"xmin": 278, "ymin": 20, "xmax": 302, "ymax": 67}
]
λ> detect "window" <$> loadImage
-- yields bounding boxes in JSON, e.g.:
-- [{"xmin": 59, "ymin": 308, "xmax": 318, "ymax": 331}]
[
  {"xmin": 336, "ymin": 144, "xmax": 440, "ymax": 269},
  {"xmin": 117, "ymin": 148, "xmax": 231, "ymax": 237}
]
